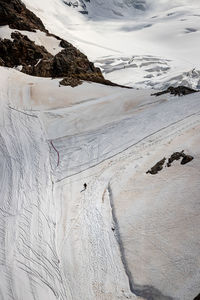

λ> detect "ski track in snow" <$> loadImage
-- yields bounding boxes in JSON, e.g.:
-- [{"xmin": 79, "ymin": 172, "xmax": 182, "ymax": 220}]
[
  {"xmin": 1, "ymin": 65, "xmax": 200, "ymax": 299},
  {"xmin": 1, "ymin": 0, "xmax": 200, "ymax": 298}
]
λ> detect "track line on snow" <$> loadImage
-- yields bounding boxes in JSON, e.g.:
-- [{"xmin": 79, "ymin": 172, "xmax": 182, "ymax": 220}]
[
  {"xmin": 50, "ymin": 140, "xmax": 60, "ymax": 167},
  {"xmin": 8, "ymin": 106, "xmax": 38, "ymax": 118},
  {"xmin": 55, "ymin": 111, "xmax": 200, "ymax": 183}
]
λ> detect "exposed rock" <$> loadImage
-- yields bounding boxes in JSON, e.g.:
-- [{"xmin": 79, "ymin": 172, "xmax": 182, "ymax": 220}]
[
  {"xmin": 0, "ymin": 0, "xmax": 132, "ymax": 88},
  {"xmin": 59, "ymin": 39, "xmax": 72, "ymax": 49},
  {"xmin": 51, "ymin": 48, "xmax": 102, "ymax": 78},
  {"xmin": 147, "ymin": 151, "xmax": 194, "ymax": 175},
  {"xmin": 152, "ymin": 86, "xmax": 198, "ymax": 97},
  {"xmin": 146, "ymin": 158, "xmax": 166, "ymax": 175},
  {"xmin": 0, "ymin": 32, "xmax": 52, "ymax": 68},
  {"xmin": 194, "ymin": 294, "xmax": 200, "ymax": 300},
  {"xmin": 167, "ymin": 151, "xmax": 194, "ymax": 167},
  {"xmin": 0, "ymin": 0, "xmax": 46, "ymax": 32},
  {"xmin": 167, "ymin": 151, "xmax": 184, "ymax": 167},
  {"xmin": 181, "ymin": 154, "xmax": 193, "ymax": 165},
  {"xmin": 60, "ymin": 77, "xmax": 83, "ymax": 87},
  {"xmin": 0, "ymin": 57, "xmax": 5, "ymax": 66}
]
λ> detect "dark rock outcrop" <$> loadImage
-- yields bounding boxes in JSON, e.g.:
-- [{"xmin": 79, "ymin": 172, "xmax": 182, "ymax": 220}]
[
  {"xmin": 146, "ymin": 158, "xmax": 166, "ymax": 175},
  {"xmin": 167, "ymin": 151, "xmax": 184, "ymax": 167},
  {"xmin": 167, "ymin": 151, "xmax": 193, "ymax": 167},
  {"xmin": 0, "ymin": 0, "xmax": 46, "ymax": 32},
  {"xmin": 152, "ymin": 86, "xmax": 198, "ymax": 97},
  {"xmin": 180, "ymin": 154, "xmax": 193, "ymax": 165},
  {"xmin": 0, "ymin": 0, "xmax": 132, "ymax": 87},
  {"xmin": 0, "ymin": 32, "xmax": 52, "ymax": 68},
  {"xmin": 147, "ymin": 151, "xmax": 194, "ymax": 175},
  {"xmin": 194, "ymin": 294, "xmax": 200, "ymax": 300},
  {"xmin": 0, "ymin": 31, "xmax": 105, "ymax": 83},
  {"xmin": 60, "ymin": 77, "xmax": 83, "ymax": 87}
]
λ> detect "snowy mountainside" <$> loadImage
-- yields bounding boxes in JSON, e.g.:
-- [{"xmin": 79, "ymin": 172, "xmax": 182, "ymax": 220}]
[
  {"xmin": 24, "ymin": 0, "xmax": 200, "ymax": 89},
  {"xmin": 1, "ymin": 64, "xmax": 200, "ymax": 299},
  {"xmin": 0, "ymin": 0, "xmax": 200, "ymax": 299}
]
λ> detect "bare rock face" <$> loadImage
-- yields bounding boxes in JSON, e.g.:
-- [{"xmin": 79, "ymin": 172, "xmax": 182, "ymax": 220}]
[
  {"xmin": 152, "ymin": 86, "xmax": 198, "ymax": 97},
  {"xmin": 0, "ymin": 32, "xmax": 52, "ymax": 68},
  {"xmin": 60, "ymin": 77, "xmax": 83, "ymax": 87},
  {"xmin": 167, "ymin": 151, "xmax": 194, "ymax": 166},
  {"xmin": 0, "ymin": 0, "xmax": 132, "ymax": 87},
  {"xmin": 146, "ymin": 158, "xmax": 166, "ymax": 175},
  {"xmin": 147, "ymin": 151, "xmax": 194, "ymax": 175},
  {"xmin": 0, "ymin": 0, "xmax": 46, "ymax": 32},
  {"xmin": 52, "ymin": 48, "xmax": 102, "ymax": 78}
]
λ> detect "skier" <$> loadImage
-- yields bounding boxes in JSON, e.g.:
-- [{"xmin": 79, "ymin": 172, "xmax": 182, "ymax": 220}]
[{"xmin": 80, "ymin": 183, "xmax": 87, "ymax": 193}]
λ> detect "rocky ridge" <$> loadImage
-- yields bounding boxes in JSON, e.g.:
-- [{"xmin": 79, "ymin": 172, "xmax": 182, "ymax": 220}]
[{"xmin": 0, "ymin": 0, "xmax": 123, "ymax": 87}]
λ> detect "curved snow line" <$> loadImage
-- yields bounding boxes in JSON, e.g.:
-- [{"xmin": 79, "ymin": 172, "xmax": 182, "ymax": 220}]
[
  {"xmin": 108, "ymin": 183, "xmax": 173, "ymax": 300},
  {"xmin": 55, "ymin": 110, "xmax": 200, "ymax": 182},
  {"xmin": 50, "ymin": 140, "xmax": 60, "ymax": 167}
]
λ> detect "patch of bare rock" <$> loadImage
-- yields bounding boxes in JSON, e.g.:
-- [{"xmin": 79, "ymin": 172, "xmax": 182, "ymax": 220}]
[
  {"xmin": 0, "ymin": 0, "xmax": 46, "ymax": 32},
  {"xmin": 146, "ymin": 151, "xmax": 194, "ymax": 175},
  {"xmin": 152, "ymin": 86, "xmax": 198, "ymax": 97}
]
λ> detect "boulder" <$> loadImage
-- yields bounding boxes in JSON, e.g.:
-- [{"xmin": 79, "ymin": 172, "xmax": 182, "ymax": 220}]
[{"xmin": 146, "ymin": 158, "xmax": 166, "ymax": 175}]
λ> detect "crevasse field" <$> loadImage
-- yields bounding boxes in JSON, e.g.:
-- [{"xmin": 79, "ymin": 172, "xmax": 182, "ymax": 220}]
[{"xmin": 0, "ymin": 0, "xmax": 200, "ymax": 300}]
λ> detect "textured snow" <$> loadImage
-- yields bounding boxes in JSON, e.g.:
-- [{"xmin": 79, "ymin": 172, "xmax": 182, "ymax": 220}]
[
  {"xmin": 23, "ymin": 0, "xmax": 200, "ymax": 89},
  {"xmin": 1, "ymin": 65, "xmax": 200, "ymax": 299},
  {"xmin": 1, "ymin": 0, "xmax": 200, "ymax": 299}
]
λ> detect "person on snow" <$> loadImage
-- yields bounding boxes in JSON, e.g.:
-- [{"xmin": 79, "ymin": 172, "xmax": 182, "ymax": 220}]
[{"xmin": 81, "ymin": 183, "xmax": 87, "ymax": 192}]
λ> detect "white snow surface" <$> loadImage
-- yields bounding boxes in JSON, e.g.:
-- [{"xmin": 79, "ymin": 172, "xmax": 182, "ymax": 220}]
[
  {"xmin": 22, "ymin": 0, "xmax": 200, "ymax": 89},
  {"xmin": 0, "ymin": 65, "xmax": 200, "ymax": 299},
  {"xmin": 1, "ymin": 0, "xmax": 200, "ymax": 299}
]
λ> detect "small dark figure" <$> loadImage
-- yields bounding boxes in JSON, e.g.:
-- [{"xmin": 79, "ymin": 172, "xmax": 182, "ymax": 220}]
[{"xmin": 81, "ymin": 183, "xmax": 87, "ymax": 193}]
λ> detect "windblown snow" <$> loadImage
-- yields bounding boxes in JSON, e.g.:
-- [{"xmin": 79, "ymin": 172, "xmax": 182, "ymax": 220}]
[{"xmin": 0, "ymin": 0, "xmax": 200, "ymax": 299}]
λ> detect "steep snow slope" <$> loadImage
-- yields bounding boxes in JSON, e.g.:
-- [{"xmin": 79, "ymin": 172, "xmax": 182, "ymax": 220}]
[
  {"xmin": 1, "ymin": 1, "xmax": 200, "ymax": 299},
  {"xmin": 1, "ymin": 65, "xmax": 200, "ymax": 299},
  {"xmin": 0, "ymin": 67, "xmax": 141, "ymax": 300},
  {"xmin": 23, "ymin": 0, "xmax": 200, "ymax": 89}
]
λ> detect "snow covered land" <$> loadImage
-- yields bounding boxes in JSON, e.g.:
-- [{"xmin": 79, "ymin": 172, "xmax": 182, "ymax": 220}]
[{"xmin": 0, "ymin": 0, "xmax": 200, "ymax": 300}]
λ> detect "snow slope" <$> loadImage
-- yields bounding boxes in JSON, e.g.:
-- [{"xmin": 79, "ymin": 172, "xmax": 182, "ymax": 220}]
[
  {"xmin": 23, "ymin": 0, "xmax": 200, "ymax": 89},
  {"xmin": 1, "ymin": 1, "xmax": 200, "ymax": 299},
  {"xmin": 1, "ymin": 65, "xmax": 200, "ymax": 299}
]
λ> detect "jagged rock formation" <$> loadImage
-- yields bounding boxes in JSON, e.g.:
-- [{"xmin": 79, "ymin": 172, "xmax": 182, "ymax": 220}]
[
  {"xmin": 147, "ymin": 151, "xmax": 194, "ymax": 175},
  {"xmin": 152, "ymin": 86, "xmax": 198, "ymax": 97},
  {"xmin": 0, "ymin": 0, "xmax": 46, "ymax": 32},
  {"xmin": 146, "ymin": 157, "xmax": 166, "ymax": 175},
  {"xmin": 0, "ymin": 0, "xmax": 120, "ymax": 87},
  {"xmin": 0, "ymin": 32, "xmax": 52, "ymax": 69}
]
